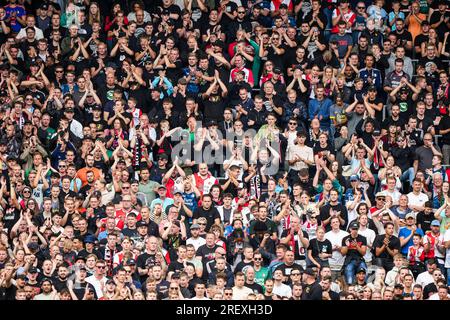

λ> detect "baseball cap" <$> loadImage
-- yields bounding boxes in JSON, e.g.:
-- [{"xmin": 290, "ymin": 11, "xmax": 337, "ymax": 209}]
[
  {"xmin": 350, "ymin": 175, "xmax": 359, "ymax": 182},
  {"xmin": 136, "ymin": 221, "xmax": 148, "ymax": 228},
  {"xmin": 157, "ymin": 184, "xmax": 167, "ymax": 190},
  {"xmin": 349, "ymin": 222, "xmax": 359, "ymax": 230},
  {"xmin": 399, "ymin": 86, "xmax": 409, "ymax": 94},
  {"xmin": 367, "ymin": 85, "xmax": 377, "ymax": 92},
  {"xmin": 125, "ymin": 259, "xmax": 136, "ymax": 266},
  {"xmin": 106, "ymin": 279, "xmax": 116, "ymax": 285},
  {"xmin": 273, "ymin": 67, "xmax": 282, "ymax": 74},
  {"xmin": 28, "ymin": 267, "xmax": 38, "ymax": 274},
  {"xmin": 84, "ymin": 235, "xmax": 96, "ymax": 243},
  {"xmin": 75, "ymin": 254, "xmax": 86, "ymax": 262},
  {"xmin": 372, "ymin": 129, "xmax": 381, "ymax": 136},
  {"xmin": 431, "ymin": 220, "xmax": 441, "ymax": 227},
  {"xmin": 405, "ymin": 212, "xmax": 415, "ymax": 220},
  {"xmin": 356, "ymin": 267, "xmax": 366, "ymax": 274},
  {"xmin": 158, "ymin": 154, "xmax": 169, "ymax": 161},
  {"xmin": 279, "ymin": 3, "xmax": 288, "ymax": 9},
  {"xmin": 303, "ymin": 268, "xmax": 315, "ymax": 276},
  {"xmin": 375, "ymin": 192, "xmax": 385, "ymax": 198},
  {"xmin": 190, "ymin": 223, "xmax": 200, "ymax": 230},
  {"xmin": 207, "ymin": 120, "xmax": 218, "ymax": 127},
  {"xmin": 17, "ymin": 274, "xmax": 27, "ymax": 280}
]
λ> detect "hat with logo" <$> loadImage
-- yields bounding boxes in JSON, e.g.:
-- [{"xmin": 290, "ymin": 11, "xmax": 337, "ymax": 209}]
[
  {"xmin": 136, "ymin": 221, "xmax": 148, "ymax": 228},
  {"xmin": 349, "ymin": 222, "xmax": 359, "ymax": 230},
  {"xmin": 356, "ymin": 267, "xmax": 366, "ymax": 274}
]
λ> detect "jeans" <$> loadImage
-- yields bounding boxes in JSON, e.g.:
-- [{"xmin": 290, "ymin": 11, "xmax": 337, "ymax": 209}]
[
  {"xmin": 323, "ymin": 7, "xmax": 333, "ymax": 42},
  {"xmin": 344, "ymin": 259, "xmax": 367, "ymax": 285},
  {"xmin": 400, "ymin": 167, "xmax": 415, "ymax": 185}
]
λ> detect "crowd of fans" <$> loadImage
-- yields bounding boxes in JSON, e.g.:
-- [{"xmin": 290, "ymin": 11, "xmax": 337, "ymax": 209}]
[{"xmin": 0, "ymin": 0, "xmax": 449, "ymax": 301}]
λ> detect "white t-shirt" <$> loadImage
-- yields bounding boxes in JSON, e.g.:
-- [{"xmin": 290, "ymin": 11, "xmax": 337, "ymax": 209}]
[
  {"xmin": 358, "ymin": 227, "xmax": 376, "ymax": 263},
  {"xmin": 381, "ymin": 189, "xmax": 402, "ymax": 205},
  {"xmin": 186, "ymin": 236, "xmax": 206, "ymax": 251},
  {"xmin": 415, "ymin": 271, "xmax": 434, "ymax": 288},
  {"xmin": 325, "ymin": 229, "xmax": 349, "ymax": 270},
  {"xmin": 232, "ymin": 286, "xmax": 254, "ymax": 300},
  {"xmin": 407, "ymin": 192, "xmax": 429, "ymax": 215},
  {"xmin": 272, "ymin": 282, "xmax": 292, "ymax": 299},
  {"xmin": 85, "ymin": 275, "xmax": 108, "ymax": 299},
  {"xmin": 287, "ymin": 144, "xmax": 314, "ymax": 171}
]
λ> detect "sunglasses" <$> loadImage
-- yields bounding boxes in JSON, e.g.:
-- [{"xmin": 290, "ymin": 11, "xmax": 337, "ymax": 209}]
[
  {"xmin": 254, "ymin": 258, "xmax": 262, "ymax": 261},
  {"xmin": 291, "ymin": 273, "xmax": 301, "ymax": 276},
  {"xmin": 198, "ymin": 223, "xmax": 206, "ymax": 226},
  {"xmin": 96, "ymin": 266, "xmax": 106, "ymax": 269}
]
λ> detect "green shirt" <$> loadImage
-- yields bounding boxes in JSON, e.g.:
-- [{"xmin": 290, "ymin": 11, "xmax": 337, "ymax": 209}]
[
  {"xmin": 254, "ymin": 266, "xmax": 270, "ymax": 289},
  {"xmin": 138, "ymin": 180, "xmax": 159, "ymax": 204}
]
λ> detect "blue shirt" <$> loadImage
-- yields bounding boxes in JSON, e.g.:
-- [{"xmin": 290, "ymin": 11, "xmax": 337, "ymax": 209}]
[
  {"xmin": 308, "ymin": 98, "xmax": 333, "ymax": 128},
  {"xmin": 359, "ymin": 68, "xmax": 383, "ymax": 91},
  {"xmin": 398, "ymin": 227, "xmax": 424, "ymax": 255}
]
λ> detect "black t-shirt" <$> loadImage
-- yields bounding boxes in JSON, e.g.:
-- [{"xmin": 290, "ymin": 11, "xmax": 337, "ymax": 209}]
[
  {"xmin": 415, "ymin": 114, "xmax": 434, "ymax": 134},
  {"xmin": 136, "ymin": 252, "xmax": 156, "ymax": 282},
  {"xmin": 319, "ymin": 203, "xmax": 348, "ymax": 232},
  {"xmin": 307, "ymin": 238, "xmax": 332, "ymax": 260},
  {"xmin": 301, "ymin": 280, "xmax": 322, "ymax": 300},
  {"xmin": 420, "ymin": 56, "xmax": 444, "ymax": 72},
  {"xmin": 438, "ymin": 115, "xmax": 450, "ymax": 145},
  {"xmin": 193, "ymin": 206, "xmax": 221, "ymax": 231},
  {"xmin": 341, "ymin": 234, "xmax": 367, "ymax": 264},
  {"xmin": 245, "ymin": 282, "xmax": 264, "ymax": 294},
  {"xmin": 168, "ymin": 260, "xmax": 185, "ymax": 274},
  {"xmin": 416, "ymin": 211, "xmax": 433, "ymax": 233},
  {"xmin": 196, "ymin": 244, "xmax": 219, "ymax": 264},
  {"xmin": 382, "ymin": 117, "xmax": 406, "ymax": 131},
  {"xmin": 275, "ymin": 263, "xmax": 304, "ymax": 279},
  {"xmin": 368, "ymin": 96, "xmax": 385, "ymax": 124},
  {"xmin": 372, "ymin": 234, "xmax": 401, "ymax": 260},
  {"xmin": 234, "ymin": 260, "xmax": 254, "ymax": 274},
  {"xmin": 394, "ymin": 30, "xmax": 413, "ymax": 54},
  {"xmin": 429, "ymin": 11, "xmax": 450, "ymax": 36}
]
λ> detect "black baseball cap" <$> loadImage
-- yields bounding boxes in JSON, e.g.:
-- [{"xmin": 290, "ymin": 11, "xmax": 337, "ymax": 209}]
[{"xmin": 349, "ymin": 222, "xmax": 359, "ymax": 230}]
